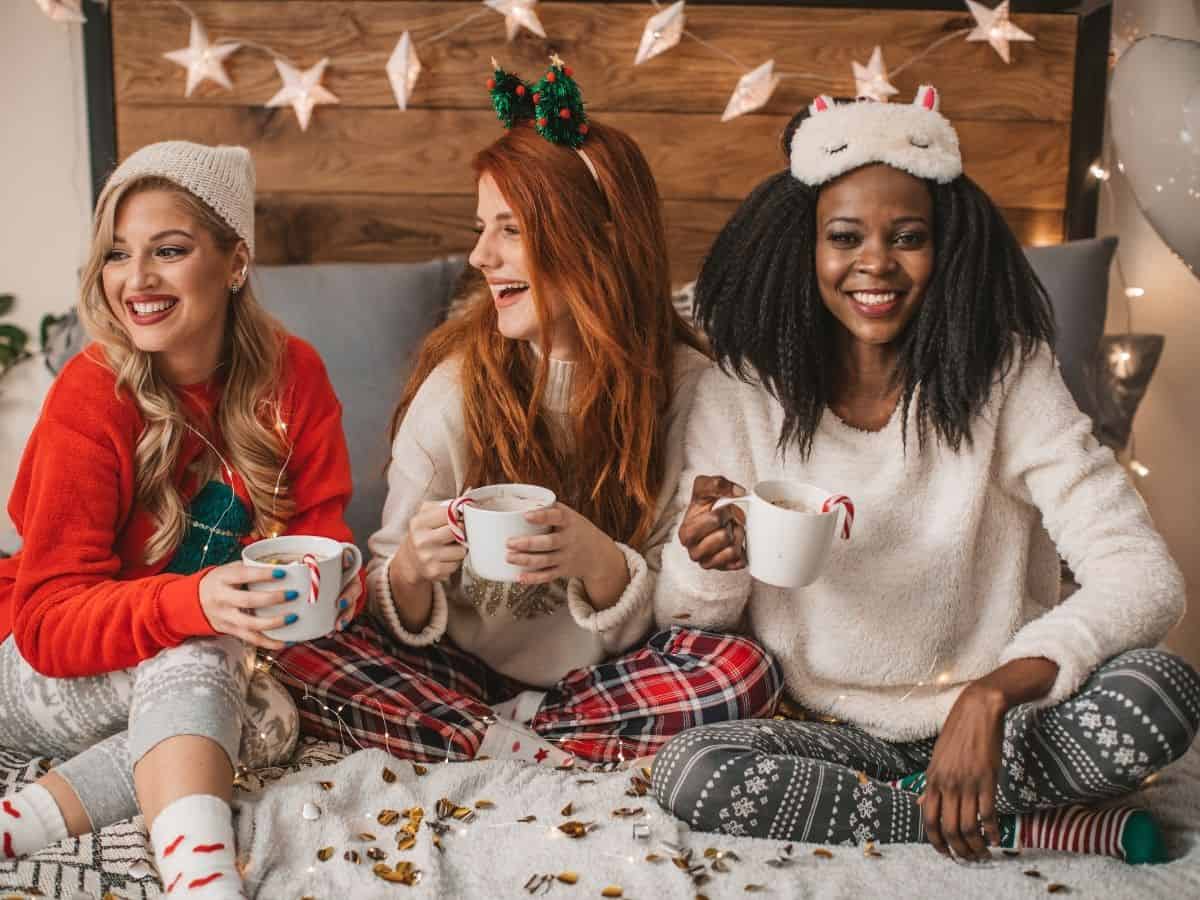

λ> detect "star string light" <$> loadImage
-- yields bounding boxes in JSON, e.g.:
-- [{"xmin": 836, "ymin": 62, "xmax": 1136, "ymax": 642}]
[
  {"xmin": 266, "ymin": 58, "xmax": 339, "ymax": 132},
  {"xmin": 483, "ymin": 0, "xmax": 546, "ymax": 42},
  {"xmin": 721, "ymin": 60, "xmax": 780, "ymax": 122},
  {"xmin": 386, "ymin": 32, "xmax": 422, "ymax": 111},
  {"xmin": 852, "ymin": 46, "xmax": 898, "ymax": 102},
  {"xmin": 965, "ymin": 0, "xmax": 1034, "ymax": 65},
  {"xmin": 163, "ymin": 17, "xmax": 240, "ymax": 97},
  {"xmin": 635, "ymin": 0, "xmax": 686, "ymax": 66}
]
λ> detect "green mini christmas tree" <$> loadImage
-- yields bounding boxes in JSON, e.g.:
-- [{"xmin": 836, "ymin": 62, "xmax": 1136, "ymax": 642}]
[
  {"xmin": 531, "ymin": 54, "xmax": 589, "ymax": 149},
  {"xmin": 487, "ymin": 57, "xmax": 534, "ymax": 128}
]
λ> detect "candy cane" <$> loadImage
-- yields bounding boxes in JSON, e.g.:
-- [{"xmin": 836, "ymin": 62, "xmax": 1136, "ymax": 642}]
[
  {"xmin": 821, "ymin": 494, "xmax": 855, "ymax": 539},
  {"xmin": 446, "ymin": 494, "xmax": 476, "ymax": 545},
  {"xmin": 301, "ymin": 553, "xmax": 321, "ymax": 604}
]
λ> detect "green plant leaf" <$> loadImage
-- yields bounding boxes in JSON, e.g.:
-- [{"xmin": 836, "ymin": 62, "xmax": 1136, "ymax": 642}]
[
  {"xmin": 0, "ymin": 294, "xmax": 14, "ymax": 316},
  {"xmin": 40, "ymin": 313, "xmax": 66, "ymax": 351},
  {"xmin": 0, "ymin": 323, "xmax": 30, "ymax": 354}
]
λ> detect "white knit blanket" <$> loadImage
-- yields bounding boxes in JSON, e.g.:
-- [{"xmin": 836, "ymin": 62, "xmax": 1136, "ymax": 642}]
[{"xmin": 236, "ymin": 737, "xmax": 1200, "ymax": 900}]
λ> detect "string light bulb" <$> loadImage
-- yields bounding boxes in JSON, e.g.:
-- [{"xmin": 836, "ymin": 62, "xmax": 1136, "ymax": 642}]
[
  {"xmin": 1090, "ymin": 163, "xmax": 1111, "ymax": 181},
  {"xmin": 1130, "ymin": 460, "xmax": 1150, "ymax": 478},
  {"xmin": 1125, "ymin": 287, "xmax": 1146, "ymax": 298}
]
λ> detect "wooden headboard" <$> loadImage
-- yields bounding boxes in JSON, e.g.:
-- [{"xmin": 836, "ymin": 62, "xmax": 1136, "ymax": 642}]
[{"xmin": 87, "ymin": 1, "xmax": 1109, "ymax": 284}]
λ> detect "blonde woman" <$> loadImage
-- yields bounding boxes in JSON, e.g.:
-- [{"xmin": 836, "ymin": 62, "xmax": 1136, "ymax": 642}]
[{"xmin": 0, "ymin": 142, "xmax": 359, "ymax": 898}]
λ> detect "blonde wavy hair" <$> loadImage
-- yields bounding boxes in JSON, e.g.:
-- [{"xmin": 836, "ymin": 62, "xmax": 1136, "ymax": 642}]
[{"xmin": 79, "ymin": 176, "xmax": 294, "ymax": 565}]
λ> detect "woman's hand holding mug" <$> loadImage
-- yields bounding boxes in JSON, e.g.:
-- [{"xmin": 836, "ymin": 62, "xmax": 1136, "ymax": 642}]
[{"xmin": 677, "ymin": 475, "xmax": 748, "ymax": 571}]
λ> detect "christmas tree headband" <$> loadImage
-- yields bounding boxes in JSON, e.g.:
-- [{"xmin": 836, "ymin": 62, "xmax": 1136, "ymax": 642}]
[
  {"xmin": 789, "ymin": 86, "xmax": 962, "ymax": 187},
  {"xmin": 487, "ymin": 54, "xmax": 598, "ymax": 182}
]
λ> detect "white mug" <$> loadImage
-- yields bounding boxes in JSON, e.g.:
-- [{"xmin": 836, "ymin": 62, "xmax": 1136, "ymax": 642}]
[
  {"xmin": 242, "ymin": 535, "xmax": 363, "ymax": 642},
  {"xmin": 713, "ymin": 480, "xmax": 854, "ymax": 589},
  {"xmin": 447, "ymin": 484, "xmax": 557, "ymax": 583}
]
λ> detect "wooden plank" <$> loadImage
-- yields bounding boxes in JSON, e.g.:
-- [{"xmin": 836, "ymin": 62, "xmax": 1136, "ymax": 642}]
[
  {"xmin": 253, "ymin": 193, "xmax": 1062, "ymax": 279},
  {"xmin": 117, "ymin": 105, "xmax": 1071, "ymax": 209},
  {"xmin": 112, "ymin": 1, "xmax": 1076, "ymax": 121}
]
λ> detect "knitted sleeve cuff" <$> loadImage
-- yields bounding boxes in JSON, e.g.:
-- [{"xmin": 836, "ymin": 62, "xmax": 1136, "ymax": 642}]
[
  {"xmin": 566, "ymin": 542, "xmax": 652, "ymax": 654},
  {"xmin": 368, "ymin": 554, "xmax": 448, "ymax": 648}
]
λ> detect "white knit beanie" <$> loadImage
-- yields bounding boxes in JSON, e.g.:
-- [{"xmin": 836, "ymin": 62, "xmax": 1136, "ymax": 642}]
[{"xmin": 100, "ymin": 141, "xmax": 257, "ymax": 257}]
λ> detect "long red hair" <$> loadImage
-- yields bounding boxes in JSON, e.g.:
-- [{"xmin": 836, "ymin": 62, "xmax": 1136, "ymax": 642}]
[{"xmin": 392, "ymin": 121, "xmax": 704, "ymax": 549}]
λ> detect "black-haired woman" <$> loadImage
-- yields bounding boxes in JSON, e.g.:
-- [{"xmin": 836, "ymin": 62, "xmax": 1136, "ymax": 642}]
[{"xmin": 651, "ymin": 88, "xmax": 1199, "ymax": 865}]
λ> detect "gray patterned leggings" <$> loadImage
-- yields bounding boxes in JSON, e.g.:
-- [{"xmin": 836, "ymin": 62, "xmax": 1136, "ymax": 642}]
[
  {"xmin": 653, "ymin": 649, "xmax": 1200, "ymax": 845},
  {"xmin": 0, "ymin": 635, "xmax": 295, "ymax": 832}
]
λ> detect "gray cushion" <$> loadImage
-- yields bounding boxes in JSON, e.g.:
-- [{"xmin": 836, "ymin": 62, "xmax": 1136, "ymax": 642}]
[
  {"xmin": 254, "ymin": 258, "xmax": 467, "ymax": 550},
  {"xmin": 1024, "ymin": 237, "xmax": 1118, "ymax": 422}
]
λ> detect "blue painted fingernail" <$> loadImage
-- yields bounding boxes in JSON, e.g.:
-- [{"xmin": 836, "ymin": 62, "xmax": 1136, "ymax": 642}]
[
  {"xmin": 285, "ymin": 590, "xmax": 300, "ymax": 601},
  {"xmin": 338, "ymin": 598, "xmax": 349, "ymax": 610},
  {"xmin": 284, "ymin": 613, "xmax": 299, "ymax": 625},
  {"xmin": 285, "ymin": 641, "xmax": 295, "ymax": 647},
  {"xmin": 272, "ymin": 568, "xmax": 286, "ymax": 579}
]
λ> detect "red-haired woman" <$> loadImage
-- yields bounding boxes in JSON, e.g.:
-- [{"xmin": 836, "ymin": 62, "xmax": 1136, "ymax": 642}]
[{"xmin": 272, "ymin": 60, "xmax": 781, "ymax": 764}]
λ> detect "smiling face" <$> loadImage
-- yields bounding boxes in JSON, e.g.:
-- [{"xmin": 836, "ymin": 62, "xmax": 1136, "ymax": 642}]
[
  {"xmin": 100, "ymin": 187, "xmax": 247, "ymax": 384},
  {"xmin": 468, "ymin": 172, "xmax": 576, "ymax": 356},
  {"xmin": 814, "ymin": 164, "xmax": 935, "ymax": 349}
]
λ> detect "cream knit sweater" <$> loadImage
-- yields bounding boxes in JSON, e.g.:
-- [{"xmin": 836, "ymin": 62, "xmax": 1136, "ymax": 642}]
[
  {"xmin": 368, "ymin": 345, "xmax": 711, "ymax": 688},
  {"xmin": 655, "ymin": 345, "xmax": 1185, "ymax": 742}
]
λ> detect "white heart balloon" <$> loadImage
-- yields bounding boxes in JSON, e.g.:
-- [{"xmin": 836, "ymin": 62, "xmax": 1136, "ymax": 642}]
[{"xmin": 1109, "ymin": 35, "xmax": 1200, "ymax": 279}]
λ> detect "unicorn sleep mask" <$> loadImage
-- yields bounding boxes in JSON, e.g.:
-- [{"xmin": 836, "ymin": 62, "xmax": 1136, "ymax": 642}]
[{"xmin": 789, "ymin": 86, "xmax": 962, "ymax": 187}]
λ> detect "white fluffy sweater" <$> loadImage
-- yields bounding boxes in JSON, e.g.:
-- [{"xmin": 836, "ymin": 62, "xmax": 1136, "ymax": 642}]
[
  {"xmin": 655, "ymin": 345, "xmax": 1185, "ymax": 742},
  {"xmin": 368, "ymin": 345, "xmax": 711, "ymax": 687}
]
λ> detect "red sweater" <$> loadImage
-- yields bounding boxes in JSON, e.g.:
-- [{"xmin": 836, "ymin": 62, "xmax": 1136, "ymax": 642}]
[{"xmin": 0, "ymin": 335, "xmax": 356, "ymax": 678}]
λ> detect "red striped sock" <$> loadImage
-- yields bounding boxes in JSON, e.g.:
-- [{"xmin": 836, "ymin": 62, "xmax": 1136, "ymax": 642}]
[{"xmin": 1014, "ymin": 806, "xmax": 1167, "ymax": 864}]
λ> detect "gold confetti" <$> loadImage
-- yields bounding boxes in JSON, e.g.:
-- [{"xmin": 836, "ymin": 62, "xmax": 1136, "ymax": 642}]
[
  {"xmin": 674, "ymin": 612, "xmax": 692, "ymax": 620},
  {"xmin": 316, "ymin": 846, "xmax": 334, "ymax": 862},
  {"xmin": 697, "ymin": 895, "xmax": 710, "ymax": 900},
  {"xmin": 452, "ymin": 806, "xmax": 475, "ymax": 821},
  {"xmin": 672, "ymin": 856, "xmax": 692, "ymax": 871},
  {"xmin": 641, "ymin": 767, "xmax": 652, "ymax": 780},
  {"xmin": 863, "ymin": 841, "xmax": 882, "ymax": 858},
  {"xmin": 601, "ymin": 888, "xmax": 623, "ymax": 898},
  {"xmin": 558, "ymin": 820, "xmax": 596, "ymax": 839},
  {"xmin": 37, "ymin": 758, "xmax": 52, "ymax": 773},
  {"xmin": 373, "ymin": 861, "xmax": 422, "ymax": 885},
  {"xmin": 378, "ymin": 810, "xmax": 400, "ymax": 826},
  {"xmin": 367, "ymin": 847, "xmax": 388, "ymax": 861},
  {"xmin": 561, "ymin": 802, "xmax": 574, "ymax": 817},
  {"xmin": 1047, "ymin": 886, "xmax": 1069, "ymax": 895},
  {"xmin": 432, "ymin": 834, "xmax": 443, "ymax": 853},
  {"xmin": 382, "ymin": 767, "xmax": 397, "ymax": 783},
  {"xmin": 703, "ymin": 848, "xmax": 718, "ymax": 859},
  {"xmin": 712, "ymin": 858, "xmax": 731, "ymax": 873},
  {"xmin": 855, "ymin": 770, "xmax": 869, "ymax": 785},
  {"xmin": 355, "ymin": 832, "xmax": 377, "ymax": 842},
  {"xmin": 344, "ymin": 850, "xmax": 361, "ymax": 863},
  {"xmin": 1003, "ymin": 849, "xmax": 1021, "ymax": 857},
  {"xmin": 475, "ymin": 800, "xmax": 496, "ymax": 809},
  {"xmin": 612, "ymin": 807, "xmax": 644, "ymax": 818},
  {"xmin": 1025, "ymin": 870, "xmax": 1043, "ymax": 879},
  {"xmin": 745, "ymin": 887, "xmax": 768, "ymax": 893},
  {"xmin": 518, "ymin": 815, "xmax": 538, "ymax": 823},
  {"xmin": 694, "ymin": 872, "xmax": 712, "ymax": 887},
  {"xmin": 813, "ymin": 848, "xmax": 834, "ymax": 859},
  {"xmin": 318, "ymin": 780, "xmax": 334, "ymax": 791},
  {"xmin": 557, "ymin": 872, "xmax": 579, "ymax": 884},
  {"xmin": 645, "ymin": 853, "xmax": 664, "ymax": 863},
  {"xmin": 398, "ymin": 836, "xmax": 416, "ymax": 852},
  {"xmin": 413, "ymin": 763, "xmax": 428, "ymax": 775},
  {"xmin": 437, "ymin": 798, "xmax": 456, "ymax": 818}
]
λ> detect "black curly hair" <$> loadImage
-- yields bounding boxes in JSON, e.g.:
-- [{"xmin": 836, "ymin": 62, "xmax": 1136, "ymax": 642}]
[{"xmin": 693, "ymin": 109, "xmax": 1055, "ymax": 459}]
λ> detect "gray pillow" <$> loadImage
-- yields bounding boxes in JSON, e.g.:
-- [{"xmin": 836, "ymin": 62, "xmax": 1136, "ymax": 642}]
[
  {"xmin": 1024, "ymin": 237, "xmax": 1117, "ymax": 422},
  {"xmin": 254, "ymin": 258, "xmax": 467, "ymax": 550}
]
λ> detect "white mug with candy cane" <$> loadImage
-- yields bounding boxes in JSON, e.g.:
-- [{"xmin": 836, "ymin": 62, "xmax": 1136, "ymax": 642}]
[
  {"xmin": 242, "ymin": 535, "xmax": 363, "ymax": 641},
  {"xmin": 445, "ymin": 483, "xmax": 556, "ymax": 583},
  {"xmin": 713, "ymin": 480, "xmax": 854, "ymax": 589}
]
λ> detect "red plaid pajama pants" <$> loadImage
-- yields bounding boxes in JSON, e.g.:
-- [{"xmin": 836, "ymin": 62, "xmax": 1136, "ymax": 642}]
[{"xmin": 271, "ymin": 618, "xmax": 782, "ymax": 763}]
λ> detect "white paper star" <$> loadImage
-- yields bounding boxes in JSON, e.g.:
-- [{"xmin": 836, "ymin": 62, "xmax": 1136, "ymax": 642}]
[
  {"xmin": 266, "ymin": 58, "xmax": 339, "ymax": 132},
  {"xmin": 386, "ymin": 32, "xmax": 422, "ymax": 111},
  {"xmin": 483, "ymin": 0, "xmax": 546, "ymax": 43},
  {"xmin": 965, "ymin": 1, "xmax": 1035, "ymax": 64},
  {"xmin": 852, "ymin": 46, "xmax": 898, "ymax": 102},
  {"xmin": 35, "ymin": 0, "xmax": 86, "ymax": 24},
  {"xmin": 635, "ymin": 0, "xmax": 686, "ymax": 66},
  {"xmin": 163, "ymin": 18, "xmax": 239, "ymax": 97},
  {"xmin": 721, "ymin": 60, "xmax": 780, "ymax": 123}
]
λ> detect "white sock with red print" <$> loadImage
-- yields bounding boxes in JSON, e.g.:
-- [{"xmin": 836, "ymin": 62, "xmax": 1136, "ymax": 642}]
[
  {"xmin": 0, "ymin": 784, "xmax": 69, "ymax": 859},
  {"xmin": 149, "ymin": 794, "xmax": 244, "ymax": 897}
]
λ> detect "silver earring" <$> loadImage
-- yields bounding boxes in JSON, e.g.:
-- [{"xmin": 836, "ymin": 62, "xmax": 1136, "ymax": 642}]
[{"xmin": 231, "ymin": 281, "xmax": 242, "ymax": 294}]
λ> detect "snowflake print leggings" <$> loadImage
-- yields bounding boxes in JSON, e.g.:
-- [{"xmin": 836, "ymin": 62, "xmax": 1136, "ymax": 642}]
[
  {"xmin": 0, "ymin": 635, "xmax": 294, "ymax": 831},
  {"xmin": 653, "ymin": 649, "xmax": 1200, "ymax": 845}
]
